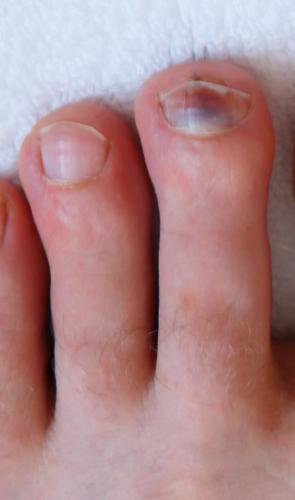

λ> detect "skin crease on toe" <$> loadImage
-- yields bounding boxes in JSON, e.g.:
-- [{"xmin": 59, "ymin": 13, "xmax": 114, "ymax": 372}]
[{"xmin": 0, "ymin": 60, "xmax": 292, "ymax": 499}]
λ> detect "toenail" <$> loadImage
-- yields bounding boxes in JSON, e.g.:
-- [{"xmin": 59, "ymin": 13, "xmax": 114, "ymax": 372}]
[
  {"xmin": 0, "ymin": 196, "xmax": 7, "ymax": 242},
  {"xmin": 39, "ymin": 121, "xmax": 110, "ymax": 183},
  {"xmin": 159, "ymin": 79, "xmax": 251, "ymax": 137}
]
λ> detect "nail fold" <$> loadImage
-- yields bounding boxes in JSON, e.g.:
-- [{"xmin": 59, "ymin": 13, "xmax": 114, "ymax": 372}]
[{"xmin": 0, "ymin": 196, "xmax": 7, "ymax": 243}]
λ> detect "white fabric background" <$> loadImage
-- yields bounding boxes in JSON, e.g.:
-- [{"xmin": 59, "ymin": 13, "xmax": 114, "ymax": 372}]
[{"xmin": 1, "ymin": 0, "xmax": 295, "ymax": 335}]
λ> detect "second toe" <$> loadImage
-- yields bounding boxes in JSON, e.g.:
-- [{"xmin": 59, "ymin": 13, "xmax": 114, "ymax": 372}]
[{"xmin": 19, "ymin": 103, "xmax": 156, "ymax": 424}]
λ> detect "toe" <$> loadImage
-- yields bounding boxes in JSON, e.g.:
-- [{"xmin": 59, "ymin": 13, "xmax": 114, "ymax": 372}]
[
  {"xmin": 19, "ymin": 103, "xmax": 155, "ymax": 422},
  {"xmin": 135, "ymin": 60, "xmax": 275, "ymax": 404},
  {"xmin": 0, "ymin": 180, "xmax": 49, "ymax": 450}
]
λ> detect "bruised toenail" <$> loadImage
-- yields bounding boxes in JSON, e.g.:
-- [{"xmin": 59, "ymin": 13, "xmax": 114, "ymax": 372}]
[
  {"xmin": 0, "ymin": 196, "xmax": 7, "ymax": 242},
  {"xmin": 39, "ymin": 121, "xmax": 110, "ymax": 183},
  {"xmin": 159, "ymin": 79, "xmax": 251, "ymax": 137}
]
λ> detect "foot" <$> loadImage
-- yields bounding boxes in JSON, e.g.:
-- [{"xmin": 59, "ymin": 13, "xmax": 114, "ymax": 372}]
[{"xmin": 0, "ymin": 60, "xmax": 294, "ymax": 499}]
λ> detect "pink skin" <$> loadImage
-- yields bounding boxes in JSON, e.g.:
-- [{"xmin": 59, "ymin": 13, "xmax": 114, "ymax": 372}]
[{"xmin": 0, "ymin": 60, "xmax": 293, "ymax": 499}]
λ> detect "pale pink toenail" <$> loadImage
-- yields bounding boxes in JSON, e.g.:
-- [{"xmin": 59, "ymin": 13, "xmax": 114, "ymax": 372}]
[{"xmin": 40, "ymin": 121, "xmax": 110, "ymax": 183}]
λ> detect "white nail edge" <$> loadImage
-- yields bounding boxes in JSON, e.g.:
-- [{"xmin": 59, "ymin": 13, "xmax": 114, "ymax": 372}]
[
  {"xmin": 39, "ymin": 121, "xmax": 108, "ymax": 143},
  {"xmin": 159, "ymin": 80, "xmax": 251, "ymax": 101}
]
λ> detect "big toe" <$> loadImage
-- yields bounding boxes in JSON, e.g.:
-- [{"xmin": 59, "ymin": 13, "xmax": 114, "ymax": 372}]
[{"xmin": 135, "ymin": 60, "xmax": 275, "ymax": 403}]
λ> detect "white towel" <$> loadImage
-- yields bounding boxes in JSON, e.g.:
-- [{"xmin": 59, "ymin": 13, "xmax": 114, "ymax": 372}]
[{"xmin": 2, "ymin": 0, "xmax": 295, "ymax": 335}]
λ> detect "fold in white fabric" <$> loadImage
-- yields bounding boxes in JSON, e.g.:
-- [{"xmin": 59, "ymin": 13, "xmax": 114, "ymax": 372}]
[{"xmin": 2, "ymin": 0, "xmax": 295, "ymax": 335}]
